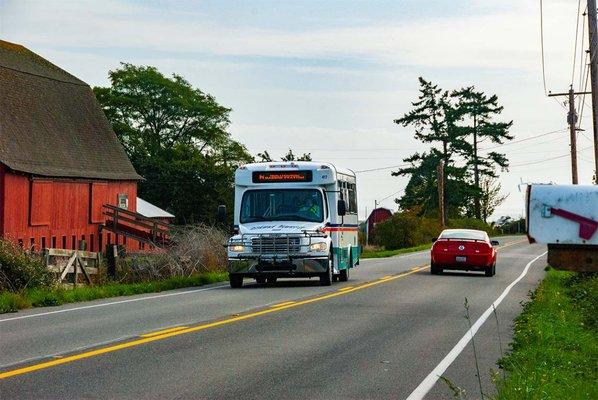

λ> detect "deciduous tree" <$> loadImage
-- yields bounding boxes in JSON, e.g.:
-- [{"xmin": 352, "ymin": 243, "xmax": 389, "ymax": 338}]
[{"xmin": 94, "ymin": 64, "xmax": 252, "ymax": 224}]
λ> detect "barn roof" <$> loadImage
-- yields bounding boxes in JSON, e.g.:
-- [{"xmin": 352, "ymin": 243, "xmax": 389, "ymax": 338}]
[{"xmin": 0, "ymin": 40, "xmax": 141, "ymax": 180}]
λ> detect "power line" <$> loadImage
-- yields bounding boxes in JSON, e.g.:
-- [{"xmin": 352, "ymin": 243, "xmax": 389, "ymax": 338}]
[
  {"xmin": 510, "ymin": 145, "xmax": 592, "ymax": 167},
  {"xmin": 355, "ymin": 164, "xmax": 409, "ymax": 173},
  {"xmin": 540, "ymin": 0, "xmax": 549, "ymax": 95},
  {"xmin": 479, "ymin": 128, "xmax": 567, "ymax": 151},
  {"xmin": 378, "ymin": 188, "xmax": 403, "ymax": 203},
  {"xmin": 572, "ymin": 0, "xmax": 583, "ymax": 84}
]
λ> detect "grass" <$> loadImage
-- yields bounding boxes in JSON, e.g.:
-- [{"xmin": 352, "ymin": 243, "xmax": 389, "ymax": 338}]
[
  {"xmin": 495, "ymin": 268, "xmax": 598, "ymax": 399},
  {"xmin": 360, "ymin": 243, "xmax": 432, "ymax": 259},
  {"xmin": 0, "ymin": 272, "xmax": 228, "ymax": 314}
]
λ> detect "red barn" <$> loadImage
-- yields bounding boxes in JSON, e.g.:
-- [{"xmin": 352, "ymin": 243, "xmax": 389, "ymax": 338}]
[
  {"xmin": 0, "ymin": 40, "xmax": 143, "ymax": 253},
  {"xmin": 365, "ymin": 207, "xmax": 393, "ymax": 242}
]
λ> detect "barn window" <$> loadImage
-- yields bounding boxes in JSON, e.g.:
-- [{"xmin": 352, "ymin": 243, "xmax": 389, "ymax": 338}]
[
  {"xmin": 90, "ymin": 234, "xmax": 94, "ymax": 252},
  {"xmin": 30, "ymin": 181, "xmax": 52, "ymax": 226},
  {"xmin": 18, "ymin": 239, "xmax": 23, "ymax": 248},
  {"xmin": 117, "ymin": 193, "xmax": 128, "ymax": 210},
  {"xmin": 62, "ymin": 236, "xmax": 67, "ymax": 249},
  {"xmin": 29, "ymin": 238, "xmax": 35, "ymax": 252},
  {"xmin": 51, "ymin": 236, "xmax": 56, "ymax": 248},
  {"xmin": 72, "ymin": 235, "xmax": 76, "ymax": 250},
  {"xmin": 41, "ymin": 237, "xmax": 46, "ymax": 250}
]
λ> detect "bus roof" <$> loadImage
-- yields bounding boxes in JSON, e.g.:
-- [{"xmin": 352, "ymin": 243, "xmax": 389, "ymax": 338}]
[{"xmin": 238, "ymin": 161, "xmax": 355, "ymax": 178}]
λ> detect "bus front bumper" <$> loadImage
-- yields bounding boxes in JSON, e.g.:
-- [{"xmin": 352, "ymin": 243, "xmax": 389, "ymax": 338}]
[{"xmin": 228, "ymin": 255, "xmax": 328, "ymax": 277}]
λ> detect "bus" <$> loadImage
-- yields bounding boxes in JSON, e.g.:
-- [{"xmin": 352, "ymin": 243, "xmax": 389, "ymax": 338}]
[{"xmin": 224, "ymin": 161, "xmax": 360, "ymax": 288}]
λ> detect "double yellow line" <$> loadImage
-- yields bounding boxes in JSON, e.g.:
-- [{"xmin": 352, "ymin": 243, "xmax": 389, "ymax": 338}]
[
  {"xmin": 0, "ymin": 239, "xmax": 526, "ymax": 380},
  {"xmin": 0, "ymin": 265, "xmax": 429, "ymax": 380}
]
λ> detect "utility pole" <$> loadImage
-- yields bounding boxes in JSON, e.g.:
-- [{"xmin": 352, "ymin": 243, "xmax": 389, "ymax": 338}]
[
  {"xmin": 588, "ymin": 0, "xmax": 598, "ymax": 182},
  {"xmin": 548, "ymin": 87, "xmax": 590, "ymax": 184},
  {"xmin": 437, "ymin": 161, "xmax": 445, "ymax": 227}
]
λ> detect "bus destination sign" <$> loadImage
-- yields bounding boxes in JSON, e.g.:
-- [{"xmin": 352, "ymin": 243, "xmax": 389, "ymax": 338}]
[{"xmin": 252, "ymin": 170, "xmax": 313, "ymax": 183}]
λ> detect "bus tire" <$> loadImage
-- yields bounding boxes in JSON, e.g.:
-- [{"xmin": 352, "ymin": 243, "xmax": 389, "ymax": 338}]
[
  {"xmin": 320, "ymin": 251, "xmax": 333, "ymax": 286},
  {"xmin": 267, "ymin": 277, "xmax": 277, "ymax": 284},
  {"xmin": 339, "ymin": 253, "xmax": 350, "ymax": 282},
  {"xmin": 255, "ymin": 276, "xmax": 266, "ymax": 284},
  {"xmin": 229, "ymin": 274, "xmax": 243, "ymax": 288}
]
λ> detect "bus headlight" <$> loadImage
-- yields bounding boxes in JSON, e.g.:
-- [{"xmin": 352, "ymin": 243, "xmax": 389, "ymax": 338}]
[
  {"xmin": 309, "ymin": 242, "xmax": 328, "ymax": 252},
  {"xmin": 229, "ymin": 245, "xmax": 245, "ymax": 253}
]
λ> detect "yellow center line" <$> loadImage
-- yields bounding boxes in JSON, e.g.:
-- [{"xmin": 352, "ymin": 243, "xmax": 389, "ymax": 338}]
[
  {"xmin": 0, "ymin": 264, "xmax": 425, "ymax": 380},
  {"xmin": 140, "ymin": 326, "xmax": 188, "ymax": 338},
  {"xmin": 269, "ymin": 301, "xmax": 296, "ymax": 308},
  {"xmin": 338, "ymin": 286, "xmax": 354, "ymax": 291}
]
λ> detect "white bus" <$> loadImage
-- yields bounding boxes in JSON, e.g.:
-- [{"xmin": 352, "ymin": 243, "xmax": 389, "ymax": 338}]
[{"xmin": 224, "ymin": 161, "xmax": 360, "ymax": 288}]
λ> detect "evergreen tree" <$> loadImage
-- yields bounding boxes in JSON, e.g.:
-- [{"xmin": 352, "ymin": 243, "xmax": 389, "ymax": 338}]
[
  {"xmin": 393, "ymin": 77, "xmax": 470, "ymax": 218},
  {"xmin": 256, "ymin": 149, "xmax": 312, "ymax": 162},
  {"xmin": 451, "ymin": 87, "xmax": 513, "ymax": 219}
]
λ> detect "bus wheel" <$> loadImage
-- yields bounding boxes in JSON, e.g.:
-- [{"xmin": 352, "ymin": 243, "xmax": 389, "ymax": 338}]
[
  {"xmin": 255, "ymin": 276, "xmax": 266, "ymax": 284},
  {"xmin": 320, "ymin": 252, "xmax": 333, "ymax": 286},
  {"xmin": 338, "ymin": 255, "xmax": 353, "ymax": 282},
  {"xmin": 267, "ymin": 277, "xmax": 277, "ymax": 284},
  {"xmin": 229, "ymin": 274, "xmax": 243, "ymax": 288}
]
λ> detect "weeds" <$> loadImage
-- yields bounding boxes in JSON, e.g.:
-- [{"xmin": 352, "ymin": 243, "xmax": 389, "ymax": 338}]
[
  {"xmin": 0, "ymin": 272, "xmax": 228, "ymax": 314},
  {"xmin": 495, "ymin": 269, "xmax": 598, "ymax": 399}
]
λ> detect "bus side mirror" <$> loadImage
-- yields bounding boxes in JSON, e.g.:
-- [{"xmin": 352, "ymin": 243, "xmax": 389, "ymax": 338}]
[
  {"xmin": 217, "ymin": 205, "xmax": 227, "ymax": 223},
  {"xmin": 337, "ymin": 200, "xmax": 347, "ymax": 216}
]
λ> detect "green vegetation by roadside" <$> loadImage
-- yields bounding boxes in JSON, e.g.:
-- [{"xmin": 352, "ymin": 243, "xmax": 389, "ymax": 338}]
[
  {"xmin": 0, "ymin": 227, "xmax": 229, "ymax": 314},
  {"xmin": 0, "ymin": 272, "xmax": 228, "ymax": 314},
  {"xmin": 361, "ymin": 243, "xmax": 432, "ymax": 259},
  {"xmin": 496, "ymin": 268, "xmax": 598, "ymax": 400}
]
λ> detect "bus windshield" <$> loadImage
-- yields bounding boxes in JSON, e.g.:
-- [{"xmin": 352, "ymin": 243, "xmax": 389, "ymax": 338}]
[{"xmin": 240, "ymin": 189, "xmax": 324, "ymax": 223}]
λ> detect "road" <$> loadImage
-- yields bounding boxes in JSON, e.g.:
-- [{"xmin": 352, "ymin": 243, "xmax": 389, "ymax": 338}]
[{"xmin": 0, "ymin": 236, "xmax": 547, "ymax": 399}]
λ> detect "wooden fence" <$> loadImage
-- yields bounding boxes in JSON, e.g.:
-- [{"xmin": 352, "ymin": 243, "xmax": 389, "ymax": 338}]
[{"xmin": 44, "ymin": 248, "xmax": 101, "ymax": 286}]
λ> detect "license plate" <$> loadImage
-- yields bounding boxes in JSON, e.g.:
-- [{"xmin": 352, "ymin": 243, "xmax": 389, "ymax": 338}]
[{"xmin": 456, "ymin": 256, "xmax": 467, "ymax": 263}]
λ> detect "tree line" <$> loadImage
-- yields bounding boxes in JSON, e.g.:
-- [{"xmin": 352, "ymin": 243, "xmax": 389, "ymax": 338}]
[{"xmin": 94, "ymin": 66, "xmax": 511, "ymax": 225}]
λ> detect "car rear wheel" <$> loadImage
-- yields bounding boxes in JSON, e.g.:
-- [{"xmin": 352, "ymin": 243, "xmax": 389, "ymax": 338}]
[
  {"xmin": 320, "ymin": 251, "xmax": 333, "ymax": 286},
  {"xmin": 229, "ymin": 274, "xmax": 243, "ymax": 288},
  {"xmin": 430, "ymin": 262, "xmax": 442, "ymax": 275},
  {"xmin": 484, "ymin": 264, "xmax": 495, "ymax": 277}
]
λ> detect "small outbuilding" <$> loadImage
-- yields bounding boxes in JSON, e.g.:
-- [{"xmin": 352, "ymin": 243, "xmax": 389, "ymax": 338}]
[
  {"xmin": 364, "ymin": 207, "xmax": 393, "ymax": 243},
  {"xmin": 0, "ymin": 40, "xmax": 143, "ymax": 252}
]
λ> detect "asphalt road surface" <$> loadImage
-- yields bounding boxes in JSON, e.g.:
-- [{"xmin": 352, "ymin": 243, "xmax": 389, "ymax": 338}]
[{"xmin": 0, "ymin": 236, "xmax": 547, "ymax": 399}]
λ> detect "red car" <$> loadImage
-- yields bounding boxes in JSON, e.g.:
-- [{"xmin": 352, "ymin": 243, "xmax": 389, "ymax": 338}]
[{"xmin": 430, "ymin": 229, "xmax": 499, "ymax": 277}]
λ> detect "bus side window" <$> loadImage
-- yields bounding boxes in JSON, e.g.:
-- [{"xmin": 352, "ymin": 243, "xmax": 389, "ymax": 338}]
[{"xmin": 348, "ymin": 183, "xmax": 357, "ymax": 214}]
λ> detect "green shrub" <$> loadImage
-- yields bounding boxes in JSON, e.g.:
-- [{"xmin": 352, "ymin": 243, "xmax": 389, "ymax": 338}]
[
  {"xmin": 372, "ymin": 211, "xmax": 441, "ymax": 250},
  {"xmin": 0, "ymin": 239, "xmax": 54, "ymax": 291},
  {"xmin": 372, "ymin": 212, "xmax": 498, "ymax": 250}
]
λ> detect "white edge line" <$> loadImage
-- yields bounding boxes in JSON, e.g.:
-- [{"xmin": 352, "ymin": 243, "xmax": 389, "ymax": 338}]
[
  {"xmin": 0, "ymin": 284, "xmax": 228, "ymax": 323},
  {"xmin": 405, "ymin": 250, "xmax": 547, "ymax": 400}
]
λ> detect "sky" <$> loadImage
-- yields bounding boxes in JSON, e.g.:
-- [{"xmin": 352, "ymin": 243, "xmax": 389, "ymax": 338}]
[{"xmin": 1, "ymin": 0, "xmax": 594, "ymax": 220}]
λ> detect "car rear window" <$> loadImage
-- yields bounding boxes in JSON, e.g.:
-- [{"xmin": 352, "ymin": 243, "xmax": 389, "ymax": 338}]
[{"xmin": 439, "ymin": 230, "xmax": 488, "ymax": 241}]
